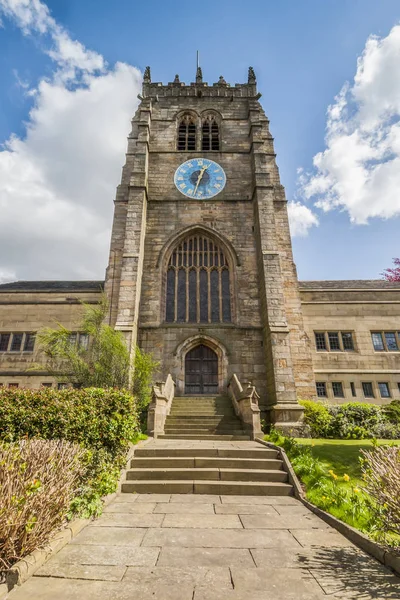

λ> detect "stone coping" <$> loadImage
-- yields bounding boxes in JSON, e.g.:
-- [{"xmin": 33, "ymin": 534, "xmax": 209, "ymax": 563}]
[
  {"xmin": 255, "ymin": 437, "xmax": 400, "ymax": 577},
  {"xmin": 5, "ymin": 437, "xmax": 151, "ymax": 592}
]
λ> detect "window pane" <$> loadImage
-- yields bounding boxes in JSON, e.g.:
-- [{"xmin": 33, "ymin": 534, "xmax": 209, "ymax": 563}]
[
  {"xmin": 58, "ymin": 383, "xmax": 68, "ymax": 390},
  {"xmin": 10, "ymin": 334, "xmax": 23, "ymax": 352},
  {"xmin": 9, "ymin": 383, "xmax": 19, "ymax": 388},
  {"xmin": 189, "ymin": 270, "xmax": 197, "ymax": 322},
  {"xmin": 315, "ymin": 332, "xmax": 326, "ymax": 351},
  {"xmin": 177, "ymin": 269, "xmax": 187, "ymax": 322},
  {"xmin": 0, "ymin": 333, "xmax": 10, "ymax": 352},
  {"xmin": 41, "ymin": 382, "xmax": 52, "ymax": 388},
  {"xmin": 68, "ymin": 333, "xmax": 77, "ymax": 346},
  {"xmin": 378, "ymin": 382, "xmax": 390, "ymax": 398},
  {"xmin": 316, "ymin": 382, "xmax": 327, "ymax": 397},
  {"xmin": 332, "ymin": 382, "xmax": 344, "ymax": 398},
  {"xmin": 328, "ymin": 332, "xmax": 340, "ymax": 351},
  {"xmin": 210, "ymin": 270, "xmax": 219, "ymax": 322},
  {"xmin": 362, "ymin": 382, "xmax": 374, "ymax": 398},
  {"xmin": 23, "ymin": 333, "xmax": 36, "ymax": 352},
  {"xmin": 78, "ymin": 334, "xmax": 89, "ymax": 350},
  {"xmin": 341, "ymin": 332, "xmax": 354, "ymax": 351},
  {"xmin": 165, "ymin": 268, "xmax": 175, "ymax": 322},
  {"xmin": 221, "ymin": 269, "xmax": 231, "ymax": 322},
  {"xmin": 200, "ymin": 269, "xmax": 208, "ymax": 322},
  {"xmin": 385, "ymin": 332, "xmax": 398, "ymax": 351},
  {"xmin": 372, "ymin": 332, "xmax": 384, "ymax": 351},
  {"xmin": 350, "ymin": 382, "xmax": 356, "ymax": 397}
]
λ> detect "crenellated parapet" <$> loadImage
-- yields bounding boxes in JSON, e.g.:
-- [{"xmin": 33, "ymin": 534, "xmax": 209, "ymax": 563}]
[{"xmin": 141, "ymin": 66, "xmax": 258, "ymax": 98}]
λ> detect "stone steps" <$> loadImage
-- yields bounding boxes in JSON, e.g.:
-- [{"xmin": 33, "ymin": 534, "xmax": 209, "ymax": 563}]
[
  {"xmin": 121, "ymin": 480, "xmax": 292, "ymax": 495},
  {"xmin": 126, "ymin": 468, "xmax": 288, "ymax": 482},
  {"xmin": 135, "ymin": 447, "xmax": 278, "ymax": 459},
  {"xmin": 131, "ymin": 457, "xmax": 283, "ymax": 469},
  {"xmin": 158, "ymin": 434, "xmax": 250, "ymax": 440}
]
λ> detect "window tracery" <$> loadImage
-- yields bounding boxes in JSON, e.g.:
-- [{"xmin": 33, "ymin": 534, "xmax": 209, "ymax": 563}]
[
  {"xmin": 177, "ymin": 114, "xmax": 196, "ymax": 151},
  {"xmin": 202, "ymin": 116, "xmax": 220, "ymax": 151}
]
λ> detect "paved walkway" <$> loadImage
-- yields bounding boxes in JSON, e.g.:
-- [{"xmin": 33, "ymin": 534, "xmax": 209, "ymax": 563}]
[{"xmin": 9, "ymin": 441, "xmax": 400, "ymax": 599}]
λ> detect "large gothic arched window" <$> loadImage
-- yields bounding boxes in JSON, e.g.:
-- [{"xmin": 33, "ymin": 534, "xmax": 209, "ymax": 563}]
[
  {"xmin": 177, "ymin": 115, "xmax": 196, "ymax": 151},
  {"xmin": 202, "ymin": 116, "xmax": 220, "ymax": 151},
  {"xmin": 165, "ymin": 234, "xmax": 232, "ymax": 324}
]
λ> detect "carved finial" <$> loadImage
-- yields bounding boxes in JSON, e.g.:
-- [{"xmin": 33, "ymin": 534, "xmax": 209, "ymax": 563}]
[
  {"xmin": 218, "ymin": 75, "xmax": 227, "ymax": 86},
  {"xmin": 248, "ymin": 66, "xmax": 256, "ymax": 84},
  {"xmin": 173, "ymin": 74, "xmax": 180, "ymax": 83},
  {"xmin": 196, "ymin": 66, "xmax": 203, "ymax": 84},
  {"xmin": 143, "ymin": 66, "xmax": 151, "ymax": 83}
]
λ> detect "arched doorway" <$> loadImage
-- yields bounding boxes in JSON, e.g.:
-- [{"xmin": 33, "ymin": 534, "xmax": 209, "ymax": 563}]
[{"xmin": 185, "ymin": 344, "xmax": 218, "ymax": 395}]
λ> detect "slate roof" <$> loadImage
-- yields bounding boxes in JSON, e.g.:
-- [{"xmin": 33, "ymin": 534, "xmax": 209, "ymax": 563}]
[
  {"xmin": 0, "ymin": 281, "xmax": 105, "ymax": 292},
  {"xmin": 299, "ymin": 280, "xmax": 400, "ymax": 290}
]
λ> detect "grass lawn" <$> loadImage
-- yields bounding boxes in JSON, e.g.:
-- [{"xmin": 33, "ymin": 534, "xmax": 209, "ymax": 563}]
[{"xmin": 295, "ymin": 438, "xmax": 400, "ymax": 483}]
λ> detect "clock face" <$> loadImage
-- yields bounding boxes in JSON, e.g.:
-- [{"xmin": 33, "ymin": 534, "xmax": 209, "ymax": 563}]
[{"xmin": 174, "ymin": 158, "xmax": 226, "ymax": 199}]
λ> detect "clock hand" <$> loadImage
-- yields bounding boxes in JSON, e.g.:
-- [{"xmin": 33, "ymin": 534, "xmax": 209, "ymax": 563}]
[{"xmin": 193, "ymin": 165, "xmax": 207, "ymax": 196}]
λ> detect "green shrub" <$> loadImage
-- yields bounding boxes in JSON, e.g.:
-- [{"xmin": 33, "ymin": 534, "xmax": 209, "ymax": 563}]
[
  {"xmin": 328, "ymin": 403, "xmax": 382, "ymax": 439},
  {"xmin": 383, "ymin": 400, "xmax": 400, "ymax": 425},
  {"xmin": 0, "ymin": 387, "xmax": 140, "ymax": 518},
  {"xmin": 299, "ymin": 400, "xmax": 332, "ymax": 437}
]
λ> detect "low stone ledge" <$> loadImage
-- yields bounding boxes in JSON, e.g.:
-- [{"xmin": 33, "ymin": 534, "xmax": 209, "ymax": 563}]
[
  {"xmin": 5, "ymin": 436, "xmax": 152, "ymax": 592},
  {"xmin": 255, "ymin": 437, "xmax": 400, "ymax": 577}
]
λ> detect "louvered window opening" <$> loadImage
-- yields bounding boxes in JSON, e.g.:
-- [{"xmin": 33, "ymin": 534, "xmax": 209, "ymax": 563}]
[
  {"xmin": 177, "ymin": 117, "xmax": 196, "ymax": 151},
  {"xmin": 166, "ymin": 235, "xmax": 231, "ymax": 323},
  {"xmin": 202, "ymin": 119, "xmax": 220, "ymax": 151}
]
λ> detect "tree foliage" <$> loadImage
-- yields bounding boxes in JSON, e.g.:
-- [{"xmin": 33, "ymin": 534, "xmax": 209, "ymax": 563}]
[{"xmin": 382, "ymin": 258, "xmax": 400, "ymax": 282}]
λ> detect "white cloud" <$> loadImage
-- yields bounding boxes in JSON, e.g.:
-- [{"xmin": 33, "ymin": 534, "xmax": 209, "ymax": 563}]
[
  {"xmin": 0, "ymin": 0, "xmax": 141, "ymax": 280},
  {"xmin": 301, "ymin": 24, "xmax": 400, "ymax": 225},
  {"xmin": 287, "ymin": 201, "xmax": 319, "ymax": 237}
]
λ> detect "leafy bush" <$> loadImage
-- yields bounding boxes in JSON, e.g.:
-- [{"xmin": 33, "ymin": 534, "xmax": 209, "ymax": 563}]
[
  {"xmin": 0, "ymin": 439, "xmax": 85, "ymax": 577},
  {"xmin": 383, "ymin": 400, "xmax": 400, "ymax": 425},
  {"xmin": 299, "ymin": 400, "xmax": 332, "ymax": 437},
  {"xmin": 361, "ymin": 445, "xmax": 400, "ymax": 540},
  {"xmin": 133, "ymin": 346, "xmax": 159, "ymax": 419},
  {"xmin": 0, "ymin": 387, "xmax": 140, "ymax": 517}
]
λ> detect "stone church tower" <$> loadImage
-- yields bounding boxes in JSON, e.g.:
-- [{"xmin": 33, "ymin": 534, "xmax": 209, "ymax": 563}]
[{"xmin": 104, "ymin": 66, "xmax": 316, "ymax": 428}]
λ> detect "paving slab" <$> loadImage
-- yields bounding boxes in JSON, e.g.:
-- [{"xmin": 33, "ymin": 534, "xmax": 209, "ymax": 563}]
[
  {"xmin": 240, "ymin": 513, "xmax": 328, "ymax": 529},
  {"xmin": 113, "ymin": 494, "xmax": 139, "ymax": 503},
  {"xmin": 123, "ymin": 566, "xmax": 232, "ymax": 590},
  {"xmin": 290, "ymin": 527, "xmax": 355, "ymax": 548},
  {"xmin": 104, "ymin": 502, "xmax": 156, "ymax": 513},
  {"xmin": 142, "ymin": 527, "xmax": 300, "ymax": 548},
  {"xmin": 69, "ymin": 526, "xmax": 146, "ymax": 546},
  {"xmin": 230, "ymin": 566, "xmax": 324, "ymax": 598},
  {"xmin": 170, "ymin": 494, "xmax": 221, "ymax": 503},
  {"xmin": 91, "ymin": 513, "xmax": 164, "ymax": 528},
  {"xmin": 157, "ymin": 547, "xmax": 255, "ymax": 568},
  {"xmin": 220, "ymin": 495, "xmax": 298, "ymax": 505},
  {"xmin": 154, "ymin": 502, "xmax": 215, "ymax": 514},
  {"xmin": 162, "ymin": 514, "xmax": 242, "ymax": 528},
  {"xmin": 215, "ymin": 503, "xmax": 279, "ymax": 515},
  {"xmin": 36, "ymin": 543, "xmax": 159, "ymax": 567},
  {"xmin": 35, "ymin": 563, "xmax": 127, "ymax": 581},
  {"xmin": 135, "ymin": 494, "xmax": 171, "ymax": 503}
]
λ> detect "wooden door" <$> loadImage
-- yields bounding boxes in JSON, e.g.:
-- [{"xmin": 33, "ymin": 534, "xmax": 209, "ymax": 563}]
[{"xmin": 185, "ymin": 345, "xmax": 218, "ymax": 395}]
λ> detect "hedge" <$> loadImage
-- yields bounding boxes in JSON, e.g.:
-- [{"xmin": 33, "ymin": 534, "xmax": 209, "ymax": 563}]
[{"xmin": 299, "ymin": 399, "xmax": 400, "ymax": 439}]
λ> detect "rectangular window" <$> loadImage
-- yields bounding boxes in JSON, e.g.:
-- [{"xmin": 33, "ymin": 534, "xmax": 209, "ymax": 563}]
[
  {"xmin": 350, "ymin": 382, "xmax": 356, "ymax": 397},
  {"xmin": 371, "ymin": 332, "xmax": 385, "ymax": 351},
  {"xmin": 316, "ymin": 382, "xmax": 327, "ymax": 397},
  {"xmin": 362, "ymin": 382, "xmax": 374, "ymax": 398},
  {"xmin": 10, "ymin": 333, "xmax": 23, "ymax": 352},
  {"xmin": 9, "ymin": 383, "xmax": 19, "ymax": 388},
  {"xmin": 23, "ymin": 333, "xmax": 36, "ymax": 352},
  {"xmin": 78, "ymin": 333, "xmax": 89, "ymax": 350},
  {"xmin": 378, "ymin": 382, "xmax": 391, "ymax": 398},
  {"xmin": 57, "ymin": 383, "xmax": 68, "ymax": 390},
  {"xmin": 68, "ymin": 333, "xmax": 78, "ymax": 346},
  {"xmin": 328, "ymin": 332, "xmax": 341, "ymax": 351},
  {"xmin": 341, "ymin": 332, "xmax": 354, "ymax": 351},
  {"xmin": 41, "ymin": 382, "xmax": 52, "ymax": 388},
  {"xmin": 0, "ymin": 333, "xmax": 11, "ymax": 352},
  {"xmin": 315, "ymin": 332, "xmax": 327, "ymax": 351},
  {"xmin": 332, "ymin": 382, "xmax": 344, "ymax": 398},
  {"xmin": 385, "ymin": 332, "xmax": 398, "ymax": 351},
  {"xmin": 398, "ymin": 382, "xmax": 400, "ymax": 393}
]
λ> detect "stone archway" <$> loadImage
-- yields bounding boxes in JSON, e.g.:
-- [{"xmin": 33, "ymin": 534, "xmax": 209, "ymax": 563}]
[{"xmin": 173, "ymin": 334, "xmax": 229, "ymax": 396}]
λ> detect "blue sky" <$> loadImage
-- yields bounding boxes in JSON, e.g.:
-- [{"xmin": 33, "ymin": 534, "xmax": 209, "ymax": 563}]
[{"xmin": 0, "ymin": 0, "xmax": 399, "ymax": 281}]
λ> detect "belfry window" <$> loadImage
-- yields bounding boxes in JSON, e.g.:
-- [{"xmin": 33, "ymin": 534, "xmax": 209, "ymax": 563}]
[
  {"xmin": 177, "ymin": 115, "xmax": 196, "ymax": 151},
  {"xmin": 202, "ymin": 117, "xmax": 220, "ymax": 151},
  {"xmin": 165, "ymin": 234, "xmax": 232, "ymax": 324}
]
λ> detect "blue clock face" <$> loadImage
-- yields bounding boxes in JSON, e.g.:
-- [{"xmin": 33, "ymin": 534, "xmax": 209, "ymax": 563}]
[{"xmin": 174, "ymin": 158, "xmax": 226, "ymax": 199}]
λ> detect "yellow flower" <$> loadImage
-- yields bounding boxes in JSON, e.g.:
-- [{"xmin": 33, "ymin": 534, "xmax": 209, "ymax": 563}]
[
  {"xmin": 343, "ymin": 474, "xmax": 350, "ymax": 482},
  {"xmin": 353, "ymin": 487, "xmax": 360, "ymax": 494}
]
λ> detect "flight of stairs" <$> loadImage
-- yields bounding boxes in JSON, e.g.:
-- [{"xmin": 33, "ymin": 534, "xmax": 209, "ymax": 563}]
[
  {"xmin": 160, "ymin": 396, "xmax": 249, "ymax": 440},
  {"xmin": 121, "ymin": 395, "xmax": 293, "ymax": 496}
]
